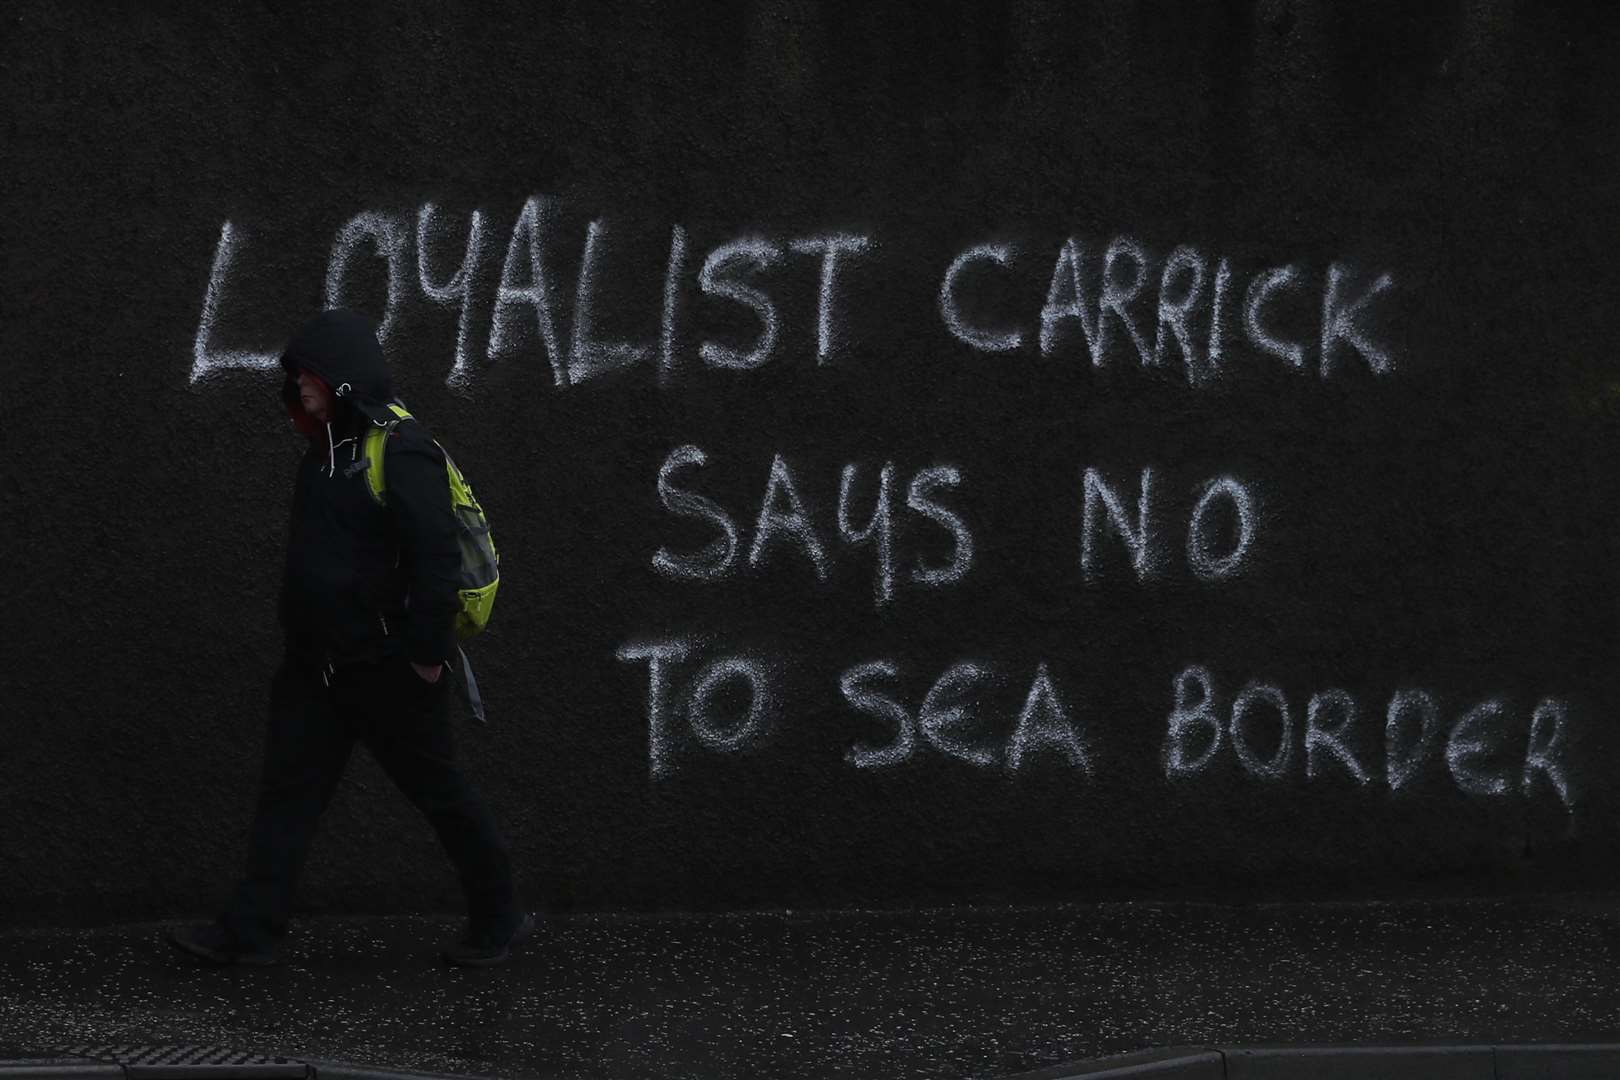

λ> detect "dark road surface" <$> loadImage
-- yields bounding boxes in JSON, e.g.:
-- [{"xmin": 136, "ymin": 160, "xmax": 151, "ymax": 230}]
[{"xmin": 1, "ymin": 897, "xmax": 1617, "ymax": 1080}]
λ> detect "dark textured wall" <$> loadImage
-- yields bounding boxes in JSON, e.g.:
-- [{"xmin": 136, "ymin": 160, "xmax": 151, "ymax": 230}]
[{"xmin": 3, "ymin": 0, "xmax": 1618, "ymax": 929}]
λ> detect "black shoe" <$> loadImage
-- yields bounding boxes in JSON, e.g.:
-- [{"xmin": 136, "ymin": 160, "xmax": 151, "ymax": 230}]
[
  {"xmin": 164, "ymin": 922, "xmax": 284, "ymax": 966},
  {"xmin": 441, "ymin": 911, "xmax": 535, "ymax": 967}
]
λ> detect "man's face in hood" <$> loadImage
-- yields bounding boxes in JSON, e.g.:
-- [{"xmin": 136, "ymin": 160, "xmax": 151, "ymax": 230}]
[
  {"xmin": 295, "ymin": 370, "xmax": 335, "ymax": 423},
  {"xmin": 279, "ymin": 309, "xmax": 396, "ymax": 434}
]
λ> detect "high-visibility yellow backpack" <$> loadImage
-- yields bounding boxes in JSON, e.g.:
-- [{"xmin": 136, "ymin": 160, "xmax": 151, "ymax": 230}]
[{"xmin": 362, "ymin": 403, "xmax": 498, "ymax": 721}]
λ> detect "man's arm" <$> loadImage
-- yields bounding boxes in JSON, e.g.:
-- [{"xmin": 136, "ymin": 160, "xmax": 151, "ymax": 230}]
[
  {"xmin": 385, "ymin": 431, "xmax": 460, "ymax": 679},
  {"xmin": 278, "ymin": 461, "xmax": 311, "ymax": 650}
]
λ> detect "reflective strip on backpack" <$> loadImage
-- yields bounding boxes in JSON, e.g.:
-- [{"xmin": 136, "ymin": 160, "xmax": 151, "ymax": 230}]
[{"xmin": 363, "ymin": 404, "xmax": 413, "ymax": 506}]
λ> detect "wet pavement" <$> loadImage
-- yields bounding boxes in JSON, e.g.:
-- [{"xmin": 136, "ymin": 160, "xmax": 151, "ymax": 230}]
[{"xmin": 0, "ymin": 896, "xmax": 1617, "ymax": 1080}]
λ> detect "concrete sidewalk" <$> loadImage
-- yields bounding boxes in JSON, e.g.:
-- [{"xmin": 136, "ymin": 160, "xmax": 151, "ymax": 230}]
[{"xmin": 0, "ymin": 896, "xmax": 1616, "ymax": 1080}]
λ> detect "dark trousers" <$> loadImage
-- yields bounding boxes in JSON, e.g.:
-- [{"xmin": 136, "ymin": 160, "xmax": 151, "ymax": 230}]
[{"xmin": 219, "ymin": 652, "xmax": 517, "ymax": 948}]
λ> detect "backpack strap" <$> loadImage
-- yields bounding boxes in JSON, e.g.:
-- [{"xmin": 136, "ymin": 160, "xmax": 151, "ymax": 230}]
[
  {"xmin": 362, "ymin": 403, "xmax": 413, "ymax": 505},
  {"xmin": 458, "ymin": 645, "xmax": 487, "ymax": 724}
]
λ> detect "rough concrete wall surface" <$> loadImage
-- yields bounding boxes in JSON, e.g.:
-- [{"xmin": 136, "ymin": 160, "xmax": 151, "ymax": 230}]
[{"xmin": 2, "ymin": 0, "xmax": 1617, "ymax": 926}]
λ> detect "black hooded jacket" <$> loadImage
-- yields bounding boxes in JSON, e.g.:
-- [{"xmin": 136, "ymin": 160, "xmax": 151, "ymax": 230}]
[{"xmin": 277, "ymin": 310, "xmax": 460, "ymax": 670}]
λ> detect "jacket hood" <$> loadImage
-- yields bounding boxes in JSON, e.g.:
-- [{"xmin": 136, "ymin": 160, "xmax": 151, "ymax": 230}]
[{"xmin": 280, "ymin": 309, "xmax": 397, "ymax": 431}]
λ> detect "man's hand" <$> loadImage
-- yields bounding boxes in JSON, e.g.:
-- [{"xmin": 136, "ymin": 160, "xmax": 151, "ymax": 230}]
[{"xmin": 411, "ymin": 661, "xmax": 444, "ymax": 684}]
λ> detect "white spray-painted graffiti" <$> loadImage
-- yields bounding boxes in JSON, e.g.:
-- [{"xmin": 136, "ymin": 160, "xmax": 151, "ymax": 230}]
[
  {"xmin": 191, "ymin": 221, "xmax": 280, "ymax": 379},
  {"xmin": 624, "ymin": 447, "xmax": 1578, "ymax": 810},
  {"xmin": 192, "ymin": 201, "xmax": 1580, "ymax": 822},
  {"xmin": 950, "ymin": 234, "xmax": 1393, "ymax": 384},
  {"xmin": 619, "ymin": 640, "xmax": 1096, "ymax": 781},
  {"xmin": 191, "ymin": 200, "xmax": 1398, "ymax": 386},
  {"xmin": 618, "ymin": 641, "xmax": 1575, "ymax": 810},
  {"xmin": 1071, "ymin": 464, "xmax": 1259, "ymax": 582},
  {"xmin": 325, "ymin": 211, "xmax": 410, "ymax": 349},
  {"xmin": 616, "ymin": 637, "xmax": 778, "ymax": 782},
  {"xmin": 650, "ymin": 445, "xmax": 975, "ymax": 603},
  {"xmin": 1161, "ymin": 665, "xmax": 1572, "ymax": 808},
  {"xmin": 415, "ymin": 203, "xmax": 486, "ymax": 388},
  {"xmin": 651, "ymin": 448, "xmax": 1250, "ymax": 603}
]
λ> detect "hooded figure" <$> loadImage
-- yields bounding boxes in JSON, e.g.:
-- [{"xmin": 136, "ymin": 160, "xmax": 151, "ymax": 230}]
[
  {"xmin": 164, "ymin": 310, "xmax": 531, "ymax": 969},
  {"xmin": 277, "ymin": 308, "xmax": 460, "ymax": 674}
]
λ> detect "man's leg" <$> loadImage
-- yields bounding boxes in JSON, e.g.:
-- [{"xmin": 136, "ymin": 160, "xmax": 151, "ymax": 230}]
[
  {"xmin": 219, "ymin": 657, "xmax": 355, "ymax": 948},
  {"xmin": 356, "ymin": 655, "xmax": 517, "ymax": 931}
]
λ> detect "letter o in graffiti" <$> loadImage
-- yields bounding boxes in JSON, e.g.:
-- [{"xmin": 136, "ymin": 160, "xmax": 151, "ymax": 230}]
[
  {"xmin": 687, "ymin": 656, "xmax": 767, "ymax": 752},
  {"xmin": 1230, "ymin": 682, "xmax": 1292, "ymax": 780},
  {"xmin": 1187, "ymin": 476, "xmax": 1254, "ymax": 581},
  {"xmin": 325, "ymin": 211, "xmax": 410, "ymax": 347}
]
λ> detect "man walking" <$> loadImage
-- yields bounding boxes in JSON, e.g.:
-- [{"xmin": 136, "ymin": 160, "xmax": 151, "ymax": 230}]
[{"xmin": 166, "ymin": 309, "xmax": 532, "ymax": 967}]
